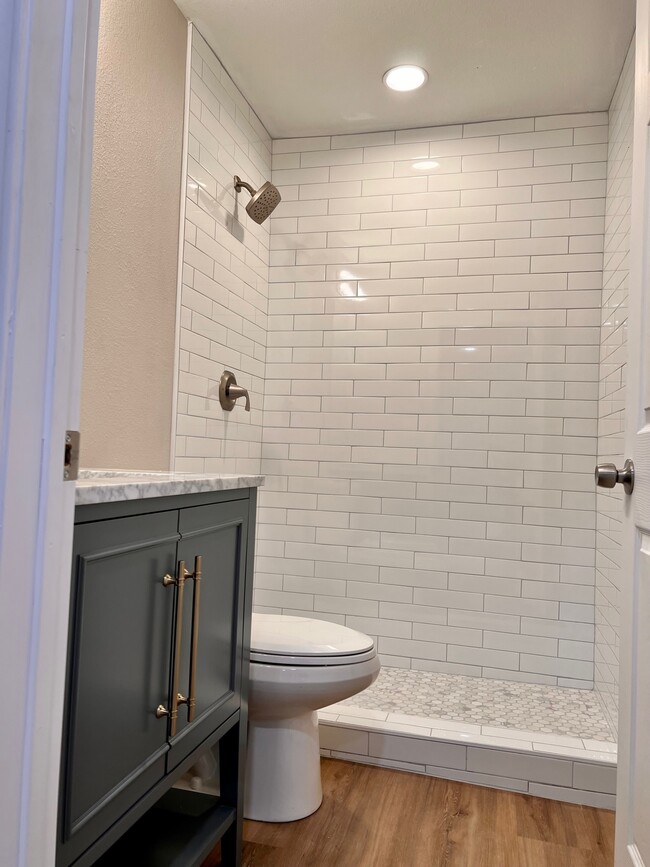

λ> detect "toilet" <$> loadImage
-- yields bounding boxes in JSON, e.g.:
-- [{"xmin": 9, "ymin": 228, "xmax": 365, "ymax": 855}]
[{"xmin": 244, "ymin": 613, "xmax": 380, "ymax": 822}]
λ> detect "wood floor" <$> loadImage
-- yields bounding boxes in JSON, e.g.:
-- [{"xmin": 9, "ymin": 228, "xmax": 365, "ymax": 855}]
[{"xmin": 206, "ymin": 758, "xmax": 615, "ymax": 867}]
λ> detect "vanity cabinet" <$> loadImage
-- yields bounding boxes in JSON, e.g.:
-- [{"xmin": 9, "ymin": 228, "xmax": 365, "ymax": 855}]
[{"xmin": 57, "ymin": 487, "xmax": 257, "ymax": 867}]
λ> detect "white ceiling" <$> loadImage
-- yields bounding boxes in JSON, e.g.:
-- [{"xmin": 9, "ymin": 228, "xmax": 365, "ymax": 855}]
[{"xmin": 175, "ymin": 0, "xmax": 635, "ymax": 139}]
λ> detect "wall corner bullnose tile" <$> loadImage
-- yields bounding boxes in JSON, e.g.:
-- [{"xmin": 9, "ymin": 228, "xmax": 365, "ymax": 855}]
[
  {"xmin": 257, "ymin": 111, "xmax": 609, "ymax": 686},
  {"xmin": 594, "ymin": 39, "xmax": 634, "ymax": 741}
]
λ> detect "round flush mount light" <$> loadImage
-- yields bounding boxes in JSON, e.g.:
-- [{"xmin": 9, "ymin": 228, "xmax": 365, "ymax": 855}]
[{"xmin": 383, "ymin": 65, "xmax": 428, "ymax": 92}]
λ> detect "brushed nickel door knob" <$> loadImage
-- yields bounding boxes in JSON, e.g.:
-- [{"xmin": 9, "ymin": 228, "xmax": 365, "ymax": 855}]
[{"xmin": 595, "ymin": 458, "xmax": 635, "ymax": 494}]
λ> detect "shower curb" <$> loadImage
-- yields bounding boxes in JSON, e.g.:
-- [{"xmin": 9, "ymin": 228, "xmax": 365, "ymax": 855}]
[{"xmin": 318, "ymin": 709, "xmax": 616, "ymax": 809}]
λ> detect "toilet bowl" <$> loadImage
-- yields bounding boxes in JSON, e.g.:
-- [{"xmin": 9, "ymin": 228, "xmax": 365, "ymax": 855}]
[{"xmin": 244, "ymin": 613, "xmax": 380, "ymax": 823}]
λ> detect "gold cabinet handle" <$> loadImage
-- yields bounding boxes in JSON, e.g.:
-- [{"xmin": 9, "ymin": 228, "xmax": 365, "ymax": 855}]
[
  {"xmin": 156, "ymin": 560, "xmax": 187, "ymax": 736},
  {"xmin": 184, "ymin": 555, "xmax": 202, "ymax": 723}
]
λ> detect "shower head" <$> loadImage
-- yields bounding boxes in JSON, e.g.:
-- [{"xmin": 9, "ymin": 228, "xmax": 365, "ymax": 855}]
[{"xmin": 234, "ymin": 175, "xmax": 281, "ymax": 224}]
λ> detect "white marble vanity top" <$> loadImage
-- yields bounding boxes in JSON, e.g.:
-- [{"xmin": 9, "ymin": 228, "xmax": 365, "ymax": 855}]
[{"xmin": 75, "ymin": 469, "xmax": 264, "ymax": 506}]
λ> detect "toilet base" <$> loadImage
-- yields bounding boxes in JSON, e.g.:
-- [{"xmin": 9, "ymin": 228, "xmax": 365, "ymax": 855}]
[{"xmin": 244, "ymin": 710, "xmax": 323, "ymax": 822}]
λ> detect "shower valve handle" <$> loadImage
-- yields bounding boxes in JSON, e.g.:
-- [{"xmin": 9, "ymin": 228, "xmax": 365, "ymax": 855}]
[{"xmin": 219, "ymin": 370, "xmax": 250, "ymax": 412}]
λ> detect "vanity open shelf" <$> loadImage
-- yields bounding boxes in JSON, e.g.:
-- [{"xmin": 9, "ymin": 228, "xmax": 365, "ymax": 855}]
[
  {"xmin": 95, "ymin": 788, "xmax": 234, "ymax": 867},
  {"xmin": 96, "ymin": 789, "xmax": 235, "ymax": 867}
]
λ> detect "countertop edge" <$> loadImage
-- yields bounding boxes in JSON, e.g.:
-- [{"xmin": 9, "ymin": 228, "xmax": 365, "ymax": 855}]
[{"xmin": 75, "ymin": 474, "xmax": 265, "ymax": 506}]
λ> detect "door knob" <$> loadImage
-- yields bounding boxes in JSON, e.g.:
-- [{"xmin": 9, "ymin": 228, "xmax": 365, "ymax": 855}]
[{"xmin": 595, "ymin": 458, "xmax": 635, "ymax": 494}]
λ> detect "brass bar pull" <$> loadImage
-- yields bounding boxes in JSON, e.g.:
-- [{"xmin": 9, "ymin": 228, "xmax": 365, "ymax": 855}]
[
  {"xmin": 157, "ymin": 560, "xmax": 187, "ymax": 736},
  {"xmin": 185, "ymin": 555, "xmax": 202, "ymax": 723}
]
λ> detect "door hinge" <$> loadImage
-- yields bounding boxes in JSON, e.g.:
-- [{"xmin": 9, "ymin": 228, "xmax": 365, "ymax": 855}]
[{"xmin": 64, "ymin": 430, "xmax": 80, "ymax": 481}]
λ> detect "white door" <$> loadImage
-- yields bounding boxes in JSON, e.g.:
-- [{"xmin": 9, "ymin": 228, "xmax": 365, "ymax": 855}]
[
  {"xmin": 0, "ymin": 1, "xmax": 99, "ymax": 865},
  {"xmin": 616, "ymin": 4, "xmax": 650, "ymax": 865}
]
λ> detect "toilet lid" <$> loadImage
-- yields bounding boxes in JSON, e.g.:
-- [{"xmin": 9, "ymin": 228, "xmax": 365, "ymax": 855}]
[{"xmin": 250, "ymin": 613, "xmax": 375, "ymax": 666}]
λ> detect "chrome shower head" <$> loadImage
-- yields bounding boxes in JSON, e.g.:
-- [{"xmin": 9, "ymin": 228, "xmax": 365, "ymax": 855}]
[{"xmin": 234, "ymin": 175, "xmax": 281, "ymax": 224}]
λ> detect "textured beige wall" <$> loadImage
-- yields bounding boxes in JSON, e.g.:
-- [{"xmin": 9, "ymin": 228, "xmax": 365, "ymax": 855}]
[{"xmin": 81, "ymin": 0, "xmax": 186, "ymax": 470}]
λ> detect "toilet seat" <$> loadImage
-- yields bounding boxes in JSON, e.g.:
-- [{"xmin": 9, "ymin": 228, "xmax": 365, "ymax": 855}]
[
  {"xmin": 250, "ymin": 647, "xmax": 377, "ymax": 665},
  {"xmin": 250, "ymin": 613, "xmax": 376, "ymax": 666}
]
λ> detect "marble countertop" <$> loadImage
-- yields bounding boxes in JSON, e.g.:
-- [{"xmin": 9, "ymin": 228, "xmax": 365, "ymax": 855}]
[{"xmin": 76, "ymin": 469, "xmax": 264, "ymax": 506}]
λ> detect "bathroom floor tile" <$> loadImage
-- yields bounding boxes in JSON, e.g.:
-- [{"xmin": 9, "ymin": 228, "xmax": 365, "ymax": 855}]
[{"xmin": 338, "ymin": 667, "xmax": 616, "ymax": 742}]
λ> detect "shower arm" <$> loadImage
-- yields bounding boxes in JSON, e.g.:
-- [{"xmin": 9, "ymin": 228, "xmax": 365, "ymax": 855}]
[{"xmin": 234, "ymin": 175, "xmax": 256, "ymax": 197}]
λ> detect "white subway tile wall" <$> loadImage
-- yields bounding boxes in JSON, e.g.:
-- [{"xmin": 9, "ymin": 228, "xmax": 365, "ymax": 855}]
[
  {"xmin": 258, "ymin": 113, "xmax": 610, "ymax": 686},
  {"xmin": 173, "ymin": 28, "xmax": 271, "ymax": 474},
  {"xmin": 596, "ymin": 42, "xmax": 634, "ymax": 736}
]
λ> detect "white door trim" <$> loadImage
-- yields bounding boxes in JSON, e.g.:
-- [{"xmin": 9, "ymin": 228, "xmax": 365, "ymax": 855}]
[
  {"xmin": 616, "ymin": 6, "xmax": 648, "ymax": 865},
  {"xmin": 0, "ymin": 1, "xmax": 100, "ymax": 865}
]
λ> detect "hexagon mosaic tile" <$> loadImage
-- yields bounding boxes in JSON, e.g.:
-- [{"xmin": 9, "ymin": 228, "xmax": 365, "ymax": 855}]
[{"xmin": 339, "ymin": 667, "xmax": 616, "ymax": 742}]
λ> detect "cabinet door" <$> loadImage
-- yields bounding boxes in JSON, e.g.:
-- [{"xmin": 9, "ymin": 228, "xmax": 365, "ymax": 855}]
[
  {"xmin": 168, "ymin": 499, "xmax": 248, "ymax": 769},
  {"xmin": 58, "ymin": 512, "xmax": 179, "ymax": 865}
]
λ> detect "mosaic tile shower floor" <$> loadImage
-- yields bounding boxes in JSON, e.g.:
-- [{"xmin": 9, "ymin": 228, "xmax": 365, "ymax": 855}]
[{"xmin": 339, "ymin": 667, "xmax": 615, "ymax": 743}]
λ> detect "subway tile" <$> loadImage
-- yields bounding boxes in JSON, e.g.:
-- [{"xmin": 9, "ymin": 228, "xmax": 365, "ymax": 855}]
[
  {"xmin": 533, "ymin": 143, "xmax": 608, "ymax": 166},
  {"xmin": 449, "ymin": 646, "xmax": 519, "ymax": 670},
  {"xmin": 467, "ymin": 747, "xmax": 573, "ymax": 785},
  {"xmin": 361, "ymin": 210, "xmax": 427, "ymax": 229},
  {"xmin": 500, "ymin": 128, "xmax": 574, "ymax": 152},
  {"xmin": 378, "ymin": 636, "xmax": 446, "ymax": 661},
  {"xmin": 498, "ymin": 164, "xmax": 572, "ymax": 186},
  {"xmin": 395, "ymin": 156, "xmax": 463, "ymax": 176},
  {"xmin": 298, "ymin": 180, "xmax": 362, "ymax": 201},
  {"xmin": 273, "ymin": 135, "xmax": 331, "ymax": 153},
  {"xmin": 462, "ymin": 149, "xmax": 533, "ymax": 172},
  {"xmin": 362, "ymin": 176, "xmax": 427, "ymax": 196},
  {"xmin": 520, "ymin": 655, "xmax": 595, "ymax": 681},
  {"xmin": 426, "ymin": 205, "xmax": 496, "ymax": 225},
  {"xmin": 363, "ymin": 142, "xmax": 430, "ymax": 163},
  {"xmin": 536, "ymin": 112, "xmax": 608, "ymax": 130},
  {"xmin": 429, "ymin": 136, "xmax": 499, "ymax": 157},
  {"xmin": 531, "ymin": 216, "xmax": 604, "ymax": 237},
  {"xmin": 426, "ymin": 764, "xmax": 530, "ymax": 792},
  {"xmin": 495, "ymin": 236, "xmax": 567, "ymax": 257},
  {"xmin": 458, "ymin": 256, "xmax": 530, "ymax": 275},
  {"xmin": 497, "ymin": 200, "xmax": 570, "ymax": 221},
  {"xmin": 527, "ymin": 783, "xmax": 615, "ymax": 810},
  {"xmin": 238, "ymin": 104, "xmax": 611, "ymax": 682},
  {"xmin": 332, "ymin": 131, "xmax": 396, "ymax": 149},
  {"xmin": 465, "ymin": 117, "xmax": 534, "ymax": 137},
  {"xmin": 428, "ymin": 170, "xmax": 498, "ymax": 191},
  {"xmin": 369, "ymin": 733, "xmax": 467, "ymax": 768},
  {"xmin": 461, "ymin": 186, "xmax": 532, "ymax": 206},
  {"xmin": 574, "ymin": 126, "xmax": 608, "ymax": 145},
  {"xmin": 319, "ymin": 724, "xmax": 369, "ymax": 754},
  {"xmin": 300, "ymin": 147, "xmax": 363, "ymax": 167},
  {"xmin": 533, "ymin": 180, "xmax": 607, "ymax": 202},
  {"xmin": 396, "ymin": 125, "xmax": 464, "ymax": 143}
]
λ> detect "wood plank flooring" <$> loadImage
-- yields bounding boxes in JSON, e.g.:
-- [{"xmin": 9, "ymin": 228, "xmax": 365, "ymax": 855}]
[{"xmin": 205, "ymin": 758, "xmax": 615, "ymax": 867}]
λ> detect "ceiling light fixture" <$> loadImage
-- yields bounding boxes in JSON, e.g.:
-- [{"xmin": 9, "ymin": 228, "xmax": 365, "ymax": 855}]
[{"xmin": 383, "ymin": 65, "xmax": 428, "ymax": 92}]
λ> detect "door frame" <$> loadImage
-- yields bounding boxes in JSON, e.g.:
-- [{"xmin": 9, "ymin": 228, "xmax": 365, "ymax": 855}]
[
  {"xmin": 0, "ymin": 1, "xmax": 100, "ymax": 865},
  {"xmin": 616, "ymin": 5, "xmax": 646, "ymax": 865}
]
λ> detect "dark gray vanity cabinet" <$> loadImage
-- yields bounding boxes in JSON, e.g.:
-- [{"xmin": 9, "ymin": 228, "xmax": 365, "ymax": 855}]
[{"xmin": 57, "ymin": 488, "xmax": 256, "ymax": 867}]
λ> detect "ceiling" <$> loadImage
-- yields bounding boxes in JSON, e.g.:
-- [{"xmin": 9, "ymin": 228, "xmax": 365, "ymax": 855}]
[{"xmin": 175, "ymin": 0, "xmax": 635, "ymax": 139}]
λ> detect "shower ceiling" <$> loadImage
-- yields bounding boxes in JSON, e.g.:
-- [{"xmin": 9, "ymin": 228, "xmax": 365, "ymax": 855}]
[{"xmin": 174, "ymin": 0, "xmax": 634, "ymax": 138}]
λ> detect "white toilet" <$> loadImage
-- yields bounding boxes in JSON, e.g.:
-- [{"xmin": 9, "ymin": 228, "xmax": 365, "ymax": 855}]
[{"xmin": 244, "ymin": 613, "xmax": 380, "ymax": 822}]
